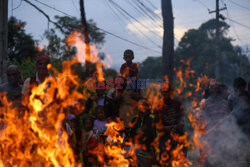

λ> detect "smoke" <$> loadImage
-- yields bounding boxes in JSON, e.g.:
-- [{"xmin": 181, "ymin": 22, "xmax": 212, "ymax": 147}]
[{"xmin": 202, "ymin": 99, "xmax": 250, "ymax": 167}]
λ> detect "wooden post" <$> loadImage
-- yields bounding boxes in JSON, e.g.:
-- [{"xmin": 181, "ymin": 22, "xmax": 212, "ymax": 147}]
[
  {"xmin": 161, "ymin": 0, "xmax": 174, "ymax": 84},
  {"xmin": 0, "ymin": 0, "xmax": 8, "ymax": 84},
  {"xmin": 80, "ymin": 0, "xmax": 90, "ymax": 77}
]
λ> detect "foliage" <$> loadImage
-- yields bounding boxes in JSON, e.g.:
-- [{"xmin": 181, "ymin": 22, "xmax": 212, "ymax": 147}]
[
  {"xmin": 104, "ymin": 68, "xmax": 118, "ymax": 78},
  {"xmin": 9, "ymin": 59, "xmax": 36, "ymax": 80},
  {"xmin": 43, "ymin": 16, "xmax": 105, "ymax": 60},
  {"xmin": 175, "ymin": 19, "xmax": 250, "ymax": 84},
  {"xmin": 139, "ymin": 19, "xmax": 250, "ymax": 86},
  {"xmin": 8, "ymin": 16, "xmax": 37, "ymax": 63},
  {"xmin": 139, "ymin": 57, "xmax": 162, "ymax": 79}
]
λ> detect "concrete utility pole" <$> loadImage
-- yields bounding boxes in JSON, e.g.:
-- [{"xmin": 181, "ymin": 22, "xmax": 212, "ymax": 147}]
[
  {"xmin": 79, "ymin": 0, "xmax": 90, "ymax": 77},
  {"xmin": 0, "ymin": 0, "xmax": 8, "ymax": 84},
  {"xmin": 209, "ymin": 0, "xmax": 226, "ymax": 80},
  {"xmin": 161, "ymin": 0, "xmax": 174, "ymax": 84}
]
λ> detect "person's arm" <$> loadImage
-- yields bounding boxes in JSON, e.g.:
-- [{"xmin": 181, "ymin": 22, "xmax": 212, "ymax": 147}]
[{"xmin": 120, "ymin": 64, "xmax": 125, "ymax": 74}]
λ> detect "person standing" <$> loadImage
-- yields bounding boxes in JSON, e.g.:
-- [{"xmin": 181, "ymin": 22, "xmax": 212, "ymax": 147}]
[
  {"xmin": 120, "ymin": 49, "xmax": 138, "ymax": 78},
  {"xmin": 0, "ymin": 65, "xmax": 23, "ymax": 101},
  {"xmin": 22, "ymin": 52, "xmax": 51, "ymax": 94},
  {"xmin": 200, "ymin": 79, "xmax": 232, "ymax": 167}
]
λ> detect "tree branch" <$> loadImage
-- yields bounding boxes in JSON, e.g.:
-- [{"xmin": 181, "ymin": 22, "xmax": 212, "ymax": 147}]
[{"xmin": 23, "ymin": 0, "xmax": 65, "ymax": 34}]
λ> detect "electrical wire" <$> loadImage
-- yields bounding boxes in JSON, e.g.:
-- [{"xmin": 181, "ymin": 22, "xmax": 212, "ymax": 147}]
[
  {"xmin": 22, "ymin": 0, "xmax": 162, "ymax": 53},
  {"xmin": 33, "ymin": 0, "xmax": 74, "ymax": 17},
  {"xmin": 227, "ymin": 0, "xmax": 250, "ymax": 11},
  {"xmin": 224, "ymin": 3, "xmax": 243, "ymax": 44},
  {"xmin": 13, "ymin": 0, "xmax": 23, "ymax": 11},
  {"xmin": 107, "ymin": 0, "xmax": 162, "ymax": 48},
  {"xmin": 227, "ymin": 17, "xmax": 250, "ymax": 30},
  {"xmin": 194, "ymin": 0, "xmax": 211, "ymax": 11},
  {"xmin": 109, "ymin": 0, "xmax": 162, "ymax": 40}
]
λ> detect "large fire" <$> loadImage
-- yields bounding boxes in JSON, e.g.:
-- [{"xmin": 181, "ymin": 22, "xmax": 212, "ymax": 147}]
[{"xmin": 0, "ymin": 30, "xmax": 211, "ymax": 167}]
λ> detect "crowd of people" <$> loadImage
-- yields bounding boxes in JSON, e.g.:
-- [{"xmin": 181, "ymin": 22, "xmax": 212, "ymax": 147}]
[{"xmin": 0, "ymin": 49, "xmax": 250, "ymax": 167}]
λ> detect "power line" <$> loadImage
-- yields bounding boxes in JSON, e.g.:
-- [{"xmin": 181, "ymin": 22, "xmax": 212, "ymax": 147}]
[
  {"xmin": 227, "ymin": 0, "xmax": 250, "ymax": 11},
  {"xmin": 26, "ymin": 0, "xmax": 167, "ymax": 47},
  {"xmin": 133, "ymin": 0, "xmax": 160, "ymax": 21},
  {"xmin": 136, "ymin": 0, "xmax": 162, "ymax": 21},
  {"xmin": 227, "ymin": 17, "xmax": 250, "ymax": 30},
  {"xmin": 103, "ymin": 0, "xmax": 162, "ymax": 56},
  {"xmin": 143, "ymin": 0, "xmax": 158, "ymax": 10},
  {"xmin": 33, "ymin": 0, "xmax": 74, "ymax": 17},
  {"xmin": 126, "ymin": 0, "xmax": 162, "ymax": 29},
  {"xmin": 107, "ymin": 0, "xmax": 161, "ymax": 48},
  {"xmin": 104, "ymin": 0, "xmax": 127, "ymax": 29},
  {"xmin": 127, "ymin": 0, "xmax": 162, "ymax": 26},
  {"xmin": 13, "ymin": 0, "xmax": 23, "ymax": 11},
  {"xmin": 25, "ymin": 0, "xmax": 161, "ymax": 53},
  {"xmin": 23, "ymin": 0, "xmax": 162, "ymax": 53},
  {"xmin": 96, "ymin": 26, "xmax": 161, "ymax": 53},
  {"xmin": 194, "ymin": 0, "xmax": 211, "ymax": 11},
  {"xmin": 70, "ymin": 0, "xmax": 79, "ymax": 13},
  {"xmin": 224, "ymin": 3, "xmax": 243, "ymax": 44},
  {"xmin": 108, "ymin": 0, "xmax": 162, "ymax": 40}
]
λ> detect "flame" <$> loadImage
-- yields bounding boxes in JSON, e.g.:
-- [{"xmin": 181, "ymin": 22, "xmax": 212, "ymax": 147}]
[
  {"xmin": 0, "ymin": 28, "xmax": 212, "ymax": 166},
  {"xmin": 66, "ymin": 31, "xmax": 104, "ymax": 81},
  {"xmin": 92, "ymin": 119, "xmax": 137, "ymax": 167},
  {"xmin": 0, "ymin": 29, "xmax": 107, "ymax": 166}
]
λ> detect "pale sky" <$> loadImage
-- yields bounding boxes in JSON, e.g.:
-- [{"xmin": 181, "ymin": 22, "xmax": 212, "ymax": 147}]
[{"xmin": 8, "ymin": 0, "xmax": 250, "ymax": 70}]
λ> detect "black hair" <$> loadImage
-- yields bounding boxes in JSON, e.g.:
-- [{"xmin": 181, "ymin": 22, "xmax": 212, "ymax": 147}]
[
  {"xmin": 123, "ymin": 49, "xmax": 134, "ymax": 58},
  {"xmin": 82, "ymin": 116, "xmax": 94, "ymax": 130},
  {"xmin": 233, "ymin": 77, "xmax": 247, "ymax": 89}
]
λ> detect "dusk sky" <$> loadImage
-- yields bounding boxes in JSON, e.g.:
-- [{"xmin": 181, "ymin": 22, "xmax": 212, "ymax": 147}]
[{"xmin": 8, "ymin": 0, "xmax": 250, "ymax": 70}]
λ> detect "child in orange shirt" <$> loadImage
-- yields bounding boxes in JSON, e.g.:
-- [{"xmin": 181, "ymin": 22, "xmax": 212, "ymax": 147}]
[{"xmin": 120, "ymin": 49, "xmax": 138, "ymax": 78}]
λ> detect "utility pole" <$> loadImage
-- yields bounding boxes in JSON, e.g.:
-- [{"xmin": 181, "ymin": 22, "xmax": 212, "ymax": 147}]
[
  {"xmin": 209, "ymin": 0, "xmax": 226, "ymax": 80},
  {"xmin": 79, "ymin": 0, "xmax": 90, "ymax": 77},
  {"xmin": 161, "ymin": 0, "xmax": 174, "ymax": 84},
  {"xmin": 0, "ymin": 0, "xmax": 8, "ymax": 84}
]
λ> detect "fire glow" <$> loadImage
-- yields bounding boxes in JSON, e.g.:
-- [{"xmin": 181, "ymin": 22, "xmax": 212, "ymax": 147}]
[{"xmin": 0, "ymin": 30, "xmax": 210, "ymax": 167}]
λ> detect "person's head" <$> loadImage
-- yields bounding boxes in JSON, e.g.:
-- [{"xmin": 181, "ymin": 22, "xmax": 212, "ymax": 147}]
[
  {"xmin": 84, "ymin": 117, "xmax": 93, "ymax": 131},
  {"xmin": 7, "ymin": 65, "xmax": 22, "ymax": 86},
  {"xmin": 233, "ymin": 77, "xmax": 247, "ymax": 92},
  {"xmin": 123, "ymin": 49, "xmax": 134, "ymax": 64},
  {"xmin": 35, "ymin": 52, "xmax": 50, "ymax": 76},
  {"xmin": 95, "ymin": 106, "xmax": 105, "ymax": 121},
  {"xmin": 209, "ymin": 79, "xmax": 221, "ymax": 96}
]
